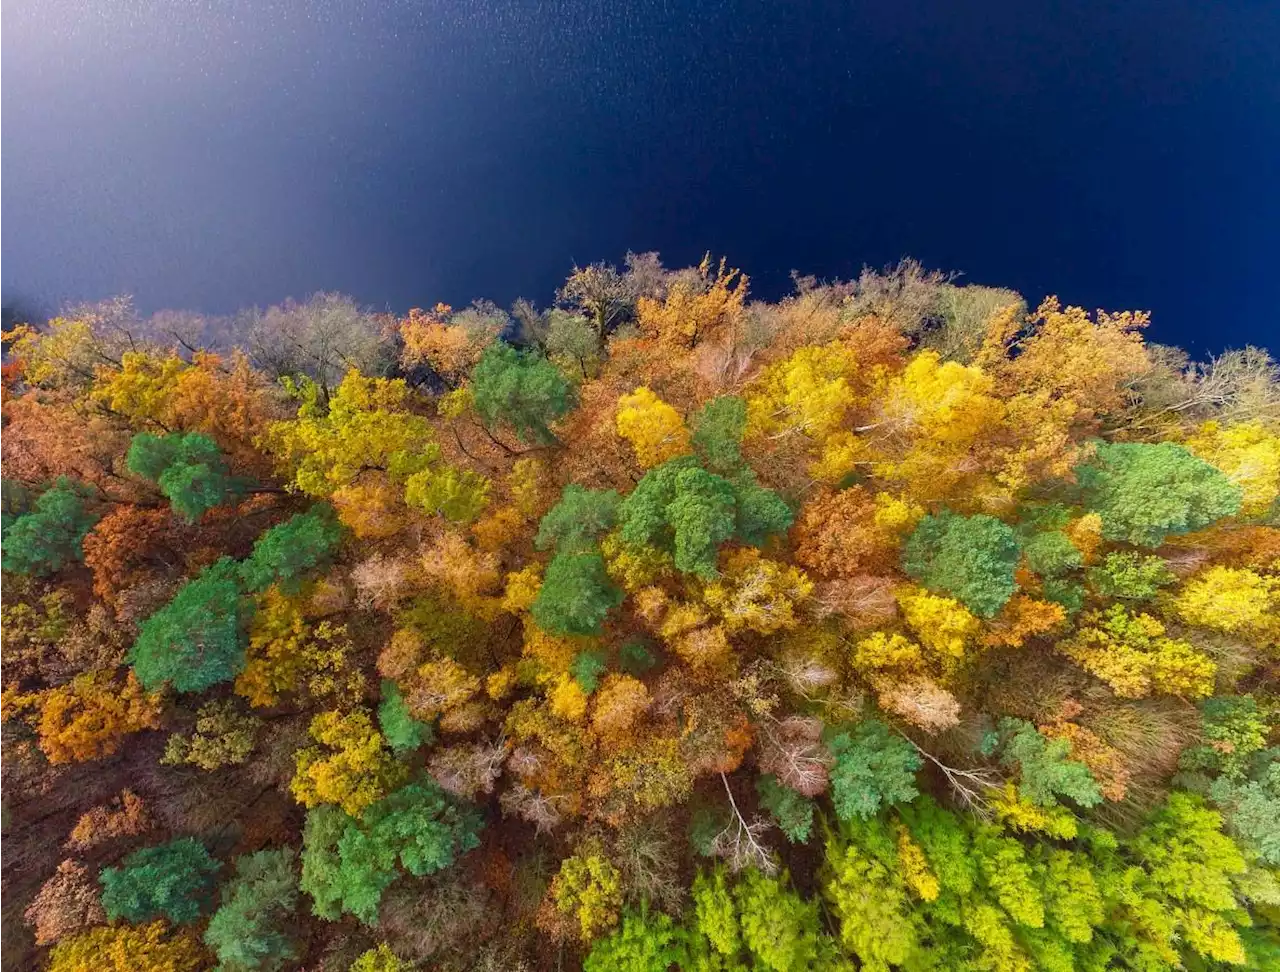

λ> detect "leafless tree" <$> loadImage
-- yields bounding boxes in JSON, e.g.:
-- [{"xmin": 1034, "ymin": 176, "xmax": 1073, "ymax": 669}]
[
  {"xmin": 623, "ymin": 250, "xmax": 671, "ymax": 301},
  {"xmin": 242, "ymin": 292, "xmax": 391, "ymax": 400},
  {"xmin": 845, "ymin": 258, "xmax": 955, "ymax": 336},
  {"xmin": 757, "ymin": 715, "xmax": 833, "ymax": 797},
  {"xmin": 900, "ymin": 734, "xmax": 1000, "ymax": 815},
  {"xmin": 428, "ymin": 737, "xmax": 508, "ymax": 800},
  {"xmin": 1124, "ymin": 344, "xmax": 1280, "ymax": 431},
  {"xmin": 921, "ymin": 284, "xmax": 1025, "ymax": 364},
  {"xmin": 877, "ymin": 678, "xmax": 963, "ymax": 735},
  {"xmin": 708, "ymin": 772, "xmax": 777, "ymax": 875},
  {"xmin": 499, "ymin": 783, "xmax": 565, "ymax": 835},
  {"xmin": 557, "ymin": 262, "xmax": 635, "ymax": 342},
  {"xmin": 610, "ymin": 818, "xmax": 684, "ymax": 912}
]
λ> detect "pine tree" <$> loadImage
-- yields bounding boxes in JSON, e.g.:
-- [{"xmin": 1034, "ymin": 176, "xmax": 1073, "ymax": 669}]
[
  {"xmin": 1, "ymin": 477, "xmax": 98, "ymax": 576},
  {"xmin": 204, "ymin": 847, "xmax": 300, "ymax": 971},
  {"xmin": 1076, "ymin": 441, "xmax": 1242, "ymax": 547},
  {"xmin": 100, "ymin": 838, "xmax": 220, "ymax": 925},
  {"xmin": 531, "ymin": 551, "xmax": 623, "ymax": 636},
  {"xmin": 129, "ymin": 556, "xmax": 247, "ymax": 692},
  {"xmin": 126, "ymin": 431, "xmax": 244, "ymax": 522},
  {"xmin": 471, "ymin": 342, "xmax": 574, "ymax": 444},
  {"xmin": 300, "ymin": 780, "xmax": 482, "ymax": 923},
  {"xmin": 826, "ymin": 720, "xmax": 922, "ymax": 821},
  {"xmin": 902, "ymin": 510, "xmax": 1020, "ymax": 617},
  {"xmin": 239, "ymin": 507, "xmax": 343, "ymax": 593}
]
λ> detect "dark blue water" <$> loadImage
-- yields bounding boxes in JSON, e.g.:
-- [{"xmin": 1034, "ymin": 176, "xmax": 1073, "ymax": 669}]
[{"xmin": 3, "ymin": 1, "xmax": 1277, "ymax": 353}]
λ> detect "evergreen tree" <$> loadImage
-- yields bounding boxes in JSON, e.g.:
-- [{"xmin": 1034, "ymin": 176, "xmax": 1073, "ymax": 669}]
[
  {"xmin": 691, "ymin": 395, "xmax": 748, "ymax": 472},
  {"xmin": 618, "ymin": 456, "xmax": 791, "ymax": 578},
  {"xmin": 1077, "ymin": 441, "xmax": 1242, "ymax": 547},
  {"xmin": 571, "ymin": 649, "xmax": 609, "ymax": 693},
  {"xmin": 471, "ymin": 342, "xmax": 574, "ymax": 444},
  {"xmin": 127, "ymin": 431, "xmax": 244, "ymax": 522},
  {"xmin": 827, "ymin": 720, "xmax": 922, "ymax": 821},
  {"xmin": 902, "ymin": 510, "xmax": 1020, "ymax": 617},
  {"xmin": 531, "ymin": 551, "xmax": 623, "ymax": 636},
  {"xmin": 1021, "ymin": 529, "xmax": 1083, "ymax": 578},
  {"xmin": 239, "ymin": 507, "xmax": 343, "ymax": 593},
  {"xmin": 756, "ymin": 774, "xmax": 815, "ymax": 843},
  {"xmin": 204, "ymin": 847, "xmax": 300, "ymax": 971},
  {"xmin": 1, "ymin": 477, "xmax": 98, "ymax": 576},
  {"xmin": 100, "ymin": 838, "xmax": 220, "ymax": 925},
  {"xmin": 129, "ymin": 556, "xmax": 248, "ymax": 692},
  {"xmin": 377, "ymin": 680, "xmax": 433, "ymax": 754},
  {"xmin": 300, "ymin": 780, "xmax": 482, "ymax": 923},
  {"xmin": 535, "ymin": 484, "xmax": 620, "ymax": 553},
  {"xmin": 996, "ymin": 718, "xmax": 1104, "ymax": 808}
]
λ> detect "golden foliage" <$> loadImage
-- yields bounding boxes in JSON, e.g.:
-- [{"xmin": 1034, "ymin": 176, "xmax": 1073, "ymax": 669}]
[
  {"xmin": 746, "ymin": 341, "xmax": 860, "ymax": 442},
  {"xmin": 502, "ymin": 564, "xmax": 544, "ymax": 613},
  {"xmin": 471, "ymin": 503, "xmax": 526, "ymax": 552},
  {"xmin": 28, "ymin": 672, "xmax": 161, "ymax": 765},
  {"xmin": 291, "ymin": 709, "xmax": 406, "ymax": 817},
  {"xmin": 399, "ymin": 303, "xmax": 501, "ymax": 383},
  {"xmin": 983, "ymin": 595, "xmax": 1067, "ymax": 649},
  {"xmin": 45, "ymin": 922, "xmax": 205, "ymax": 972},
  {"xmin": 92, "ymin": 350, "xmax": 278, "ymax": 464},
  {"xmin": 237, "ymin": 587, "xmax": 362, "ymax": 708},
  {"xmin": 1174, "ymin": 565, "xmax": 1280, "ymax": 648},
  {"xmin": 1185, "ymin": 420, "xmax": 1280, "ymax": 516},
  {"xmin": 852, "ymin": 631, "xmax": 927, "ymax": 675},
  {"xmin": 8, "ymin": 252, "xmax": 1278, "ymax": 972},
  {"xmin": 549, "ymin": 675, "xmax": 590, "ymax": 723},
  {"xmin": 407, "ymin": 658, "xmax": 483, "ymax": 721},
  {"xmin": 1059, "ymin": 607, "xmax": 1217, "ymax": 699},
  {"xmin": 601, "ymin": 532, "xmax": 674, "ymax": 591},
  {"xmin": 703, "ymin": 549, "xmax": 813, "ymax": 635},
  {"xmin": 545, "ymin": 840, "xmax": 623, "ymax": 942},
  {"xmin": 636, "ymin": 255, "xmax": 747, "ymax": 348},
  {"xmin": 265, "ymin": 369, "xmax": 438, "ymax": 502},
  {"xmin": 615, "ymin": 386, "xmax": 692, "ymax": 468},
  {"xmin": 897, "ymin": 827, "xmax": 940, "ymax": 901},
  {"xmin": 897, "ymin": 587, "xmax": 982, "ymax": 661},
  {"xmin": 591, "ymin": 675, "xmax": 651, "ymax": 747},
  {"xmin": 990, "ymin": 782, "xmax": 1079, "ymax": 840},
  {"xmin": 1040, "ymin": 709, "xmax": 1131, "ymax": 802},
  {"xmin": 420, "ymin": 532, "xmax": 504, "ymax": 618},
  {"xmin": 979, "ymin": 296, "xmax": 1152, "ymax": 423}
]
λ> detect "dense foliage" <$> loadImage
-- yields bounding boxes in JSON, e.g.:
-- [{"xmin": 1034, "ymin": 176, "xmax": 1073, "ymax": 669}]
[{"xmin": 3, "ymin": 256, "xmax": 1279, "ymax": 970}]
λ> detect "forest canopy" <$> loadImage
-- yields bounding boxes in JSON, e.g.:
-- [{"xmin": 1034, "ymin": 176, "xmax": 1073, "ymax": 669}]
[{"xmin": 3, "ymin": 255, "xmax": 1280, "ymax": 971}]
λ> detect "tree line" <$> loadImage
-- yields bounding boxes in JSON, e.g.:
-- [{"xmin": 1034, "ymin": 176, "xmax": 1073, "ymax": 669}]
[{"xmin": 2, "ymin": 254, "xmax": 1278, "ymax": 970}]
